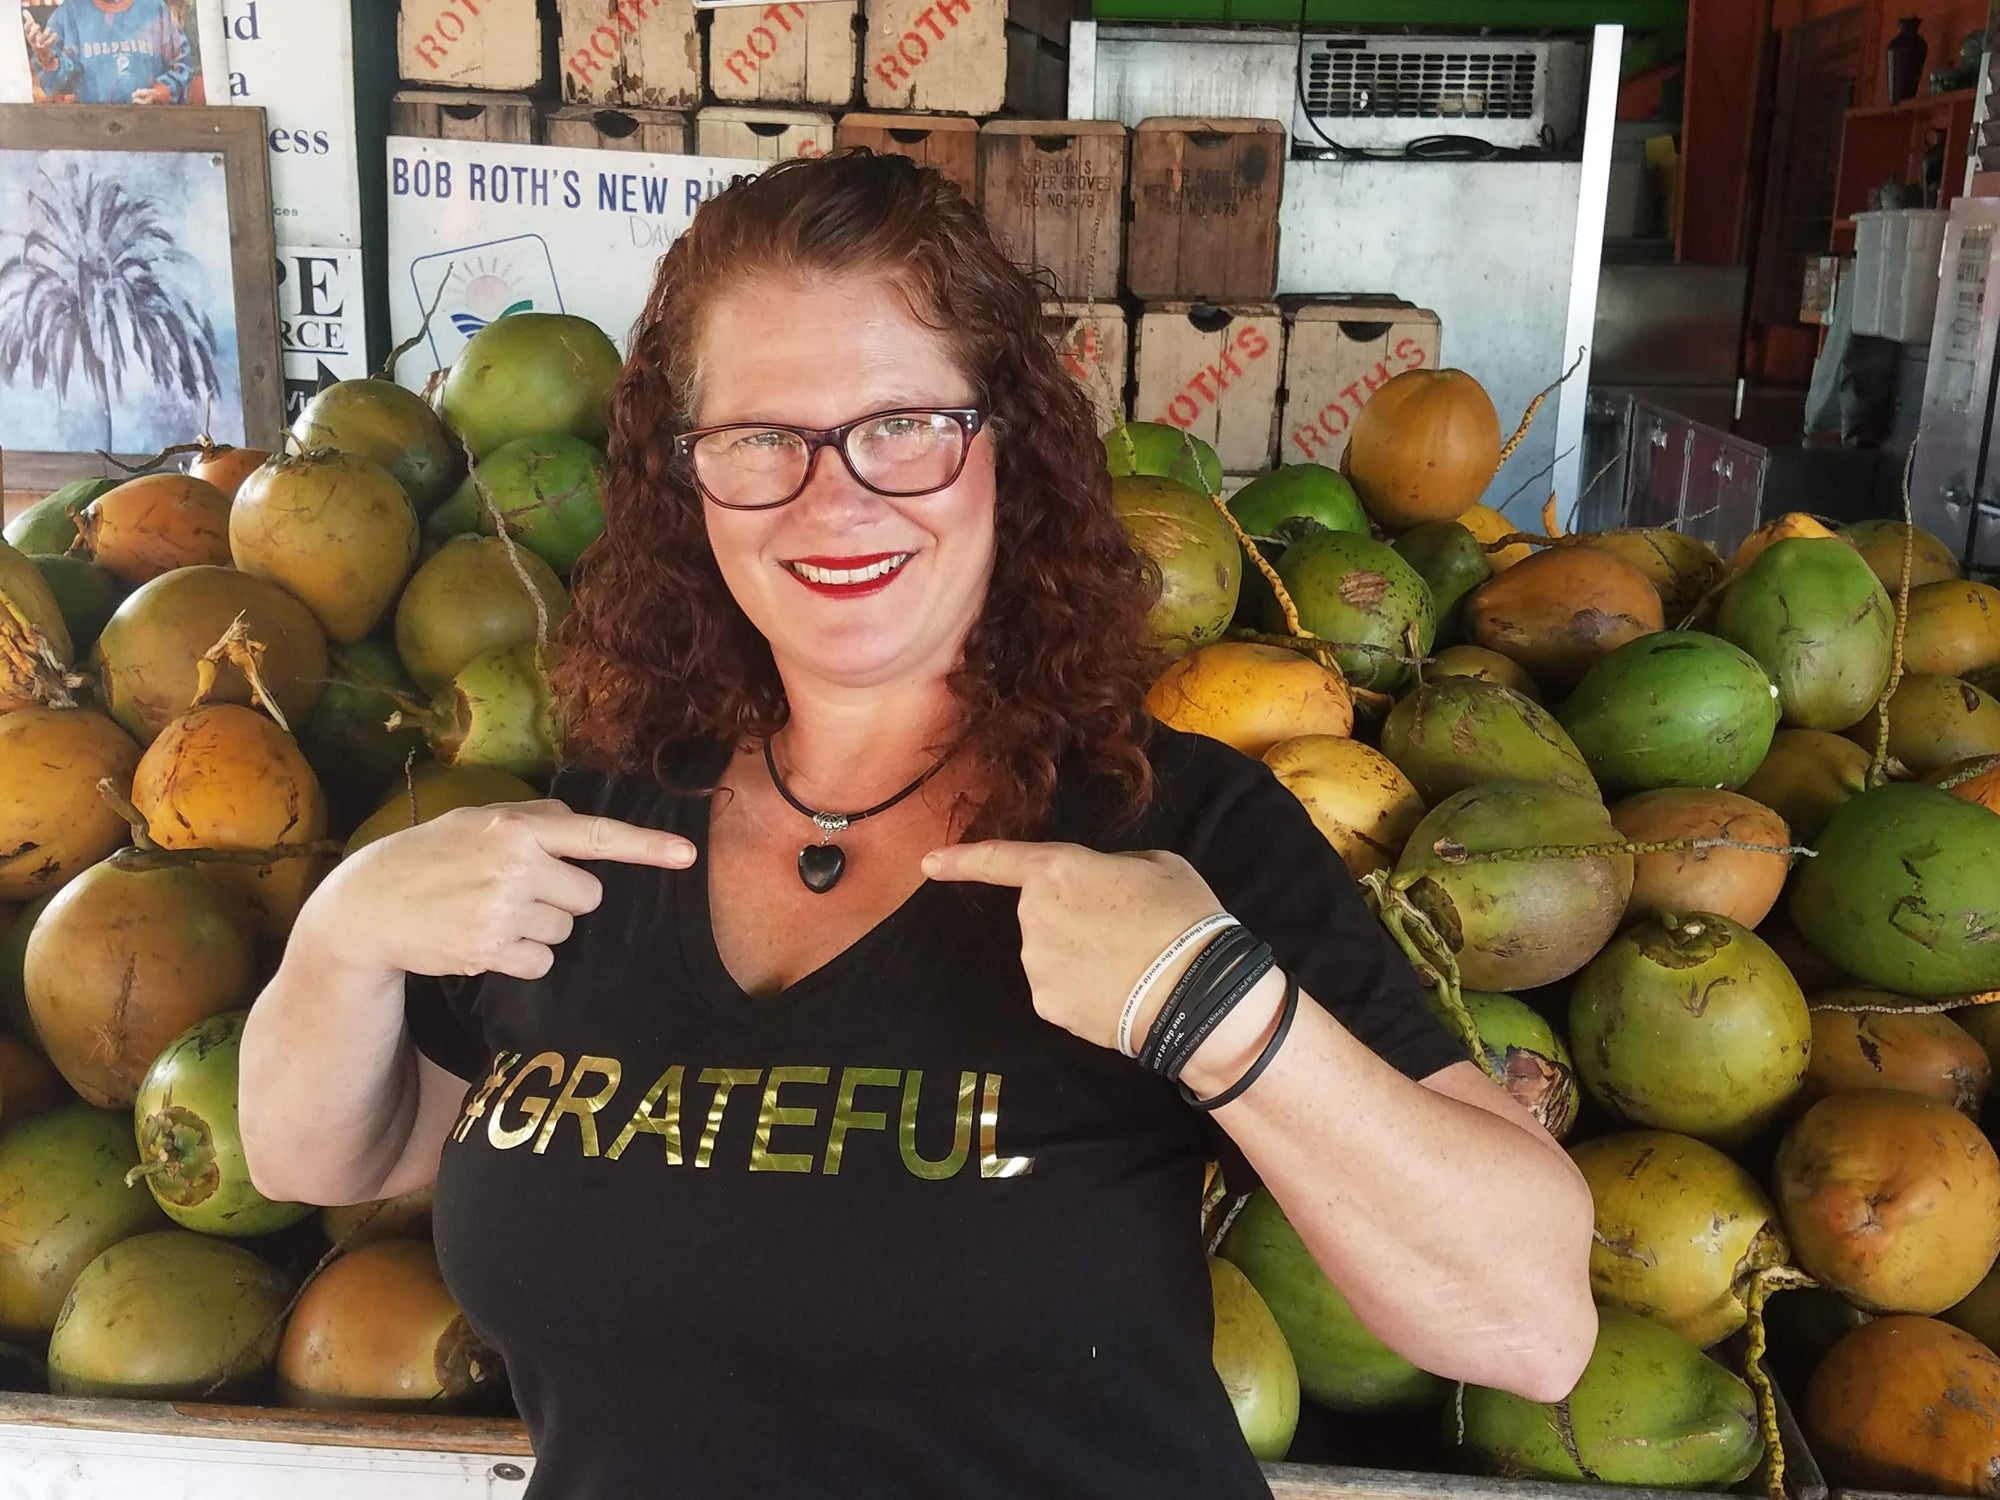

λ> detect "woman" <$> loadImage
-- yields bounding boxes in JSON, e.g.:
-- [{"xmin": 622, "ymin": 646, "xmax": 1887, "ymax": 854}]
[{"xmin": 241, "ymin": 151, "xmax": 1594, "ymax": 1498}]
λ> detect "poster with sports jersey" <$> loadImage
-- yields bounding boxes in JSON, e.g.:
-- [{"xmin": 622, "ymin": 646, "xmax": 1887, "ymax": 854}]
[
  {"xmin": 218, "ymin": 0, "xmax": 363, "ymax": 249},
  {"xmin": 385, "ymin": 134, "xmax": 764, "ymax": 391},
  {"xmin": 4, "ymin": 0, "xmax": 232, "ymax": 106}
]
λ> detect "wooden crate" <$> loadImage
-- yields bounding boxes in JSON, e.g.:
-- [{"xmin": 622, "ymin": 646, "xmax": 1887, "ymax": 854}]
[
  {"xmin": 1127, "ymin": 118, "xmax": 1286, "ymax": 303},
  {"xmin": 695, "ymin": 105, "xmax": 835, "ymax": 161},
  {"xmin": 1278, "ymin": 297, "xmax": 1441, "ymax": 468},
  {"xmin": 980, "ymin": 120, "xmax": 1125, "ymax": 302},
  {"xmin": 1043, "ymin": 302, "xmax": 1128, "ymax": 435},
  {"xmin": 862, "ymin": 0, "xmax": 1003, "ymax": 114},
  {"xmin": 1134, "ymin": 302, "xmax": 1284, "ymax": 475},
  {"xmin": 390, "ymin": 89, "xmax": 539, "ymax": 144},
  {"xmin": 398, "ymin": 0, "xmax": 543, "ymax": 91},
  {"xmin": 834, "ymin": 113, "xmax": 979, "ymax": 196},
  {"xmin": 558, "ymin": 0, "xmax": 700, "ymax": 107},
  {"xmin": 541, "ymin": 104, "xmax": 691, "ymax": 154},
  {"xmin": 709, "ymin": 1, "xmax": 858, "ymax": 107}
]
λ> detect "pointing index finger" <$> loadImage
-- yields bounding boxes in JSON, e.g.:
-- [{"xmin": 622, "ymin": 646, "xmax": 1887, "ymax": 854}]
[
  {"xmin": 921, "ymin": 840, "xmax": 1048, "ymax": 888},
  {"xmin": 530, "ymin": 809, "xmax": 697, "ymax": 869}
]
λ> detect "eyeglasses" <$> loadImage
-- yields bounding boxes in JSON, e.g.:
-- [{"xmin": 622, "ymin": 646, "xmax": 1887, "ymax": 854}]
[{"xmin": 674, "ymin": 407, "xmax": 987, "ymax": 511}]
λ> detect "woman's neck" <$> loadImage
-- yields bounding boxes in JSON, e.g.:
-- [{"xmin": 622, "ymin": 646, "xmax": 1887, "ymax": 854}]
[{"xmin": 765, "ymin": 672, "xmax": 961, "ymax": 806}]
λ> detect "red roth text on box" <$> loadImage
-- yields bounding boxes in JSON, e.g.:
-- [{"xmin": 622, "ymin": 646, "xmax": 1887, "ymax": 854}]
[
  {"xmin": 1153, "ymin": 324, "xmax": 1272, "ymax": 429},
  {"xmin": 565, "ymin": 0, "xmax": 675, "ymax": 84},
  {"xmin": 873, "ymin": 0, "xmax": 972, "ymax": 93},
  {"xmin": 719, "ymin": 3, "xmax": 810, "ymax": 86},
  {"xmin": 1287, "ymin": 337, "xmax": 1430, "ymax": 460}
]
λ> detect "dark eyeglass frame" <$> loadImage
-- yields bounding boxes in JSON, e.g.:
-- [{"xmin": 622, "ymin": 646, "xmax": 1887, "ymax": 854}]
[{"xmin": 672, "ymin": 406, "xmax": 988, "ymax": 511}]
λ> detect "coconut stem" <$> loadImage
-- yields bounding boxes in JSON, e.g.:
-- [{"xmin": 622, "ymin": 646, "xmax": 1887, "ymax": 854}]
[
  {"xmin": 1421, "ymin": 834, "xmax": 1819, "ymax": 870},
  {"xmin": 381, "ymin": 261, "xmax": 455, "ymax": 384},
  {"xmin": 1739, "ymin": 1264, "xmax": 1818, "ymax": 1500},
  {"xmin": 192, "ymin": 613, "xmax": 293, "ymax": 734},
  {"xmin": 474, "ymin": 471, "xmax": 552, "ymax": 659},
  {"xmin": 1496, "ymin": 348, "xmax": 1586, "ymax": 470},
  {"xmin": 1550, "ymin": 1396, "xmax": 1601, "ymax": 1482},
  {"xmin": 94, "ymin": 440, "xmax": 210, "ymax": 476},
  {"xmin": 1869, "ymin": 434, "xmax": 1922, "ymax": 789},
  {"xmin": 404, "ymin": 747, "xmax": 423, "ymax": 830},
  {"xmin": 1810, "ymin": 989, "xmax": 2000, "ymax": 1014},
  {"xmin": 123, "ymin": 1160, "xmax": 176, "ymax": 1188},
  {"xmin": 1175, "ymin": 426, "xmax": 1311, "ymax": 641},
  {"xmin": 1361, "ymin": 871, "xmax": 1499, "ymax": 1084},
  {"xmin": 0, "ymin": 598, "xmax": 82, "ymax": 709}
]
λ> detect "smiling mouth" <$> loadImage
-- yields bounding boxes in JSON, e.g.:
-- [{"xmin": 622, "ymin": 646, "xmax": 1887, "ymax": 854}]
[{"xmin": 782, "ymin": 553, "xmax": 913, "ymax": 586}]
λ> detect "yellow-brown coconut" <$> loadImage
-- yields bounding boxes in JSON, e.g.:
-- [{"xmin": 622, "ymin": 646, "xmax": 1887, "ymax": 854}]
[
  {"xmin": 229, "ymin": 450, "xmax": 420, "ymax": 643},
  {"xmin": 1806, "ymin": 1316, "xmax": 2000, "ymax": 1494},
  {"xmin": 186, "ymin": 446, "xmax": 272, "ymax": 501},
  {"xmin": 1465, "ymin": 547, "xmax": 1665, "ymax": 693},
  {"xmin": 0, "ymin": 538, "xmax": 72, "ymax": 714},
  {"xmin": 77, "ymin": 474, "xmax": 232, "ymax": 587},
  {"xmin": 1263, "ymin": 735, "xmax": 1425, "ymax": 877},
  {"xmin": 1732, "ymin": 512, "xmax": 1840, "ymax": 573},
  {"xmin": 0, "ymin": 707, "xmax": 140, "ymax": 900},
  {"xmin": 1738, "ymin": 728, "xmax": 1874, "ymax": 842},
  {"xmin": 1341, "ymin": 368, "xmax": 1502, "ymax": 530},
  {"xmin": 1844, "ymin": 520, "xmax": 1963, "ymax": 592},
  {"xmin": 1902, "ymin": 581, "xmax": 2000, "ymax": 681},
  {"xmin": 1845, "ymin": 674, "xmax": 2000, "ymax": 776},
  {"xmin": 131, "ymin": 703, "xmax": 329, "ymax": 942},
  {"xmin": 277, "ymin": 1239, "xmax": 504, "ymax": 1412},
  {"xmin": 1775, "ymin": 1090, "xmax": 2000, "ymax": 1314},
  {"xmin": 1801, "ymin": 1001, "xmax": 1990, "ymax": 1117},
  {"xmin": 1426, "ymin": 644, "xmax": 1543, "ymax": 701},
  {"xmin": 1457, "ymin": 503, "xmax": 1532, "ymax": 571},
  {"xmin": 1931, "ymin": 753, "xmax": 2000, "ymax": 814},
  {"xmin": 344, "ymin": 763, "xmax": 541, "ymax": 854},
  {"xmin": 1575, "ymin": 528, "xmax": 1727, "ymax": 623},
  {"xmin": 1609, "ymin": 788, "xmax": 1792, "ymax": 929},
  {"xmin": 1146, "ymin": 643, "xmax": 1352, "ymax": 757}
]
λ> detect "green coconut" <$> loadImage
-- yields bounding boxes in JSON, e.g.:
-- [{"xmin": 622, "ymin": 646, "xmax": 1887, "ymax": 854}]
[
  {"xmin": 1738, "ymin": 729, "xmax": 1874, "ymax": 843},
  {"xmin": 438, "ymin": 312, "xmax": 622, "ymax": 460},
  {"xmin": 471, "ymin": 432, "xmax": 607, "ymax": 577},
  {"xmin": 1103, "ymin": 421, "xmax": 1223, "ymax": 494},
  {"xmin": 1789, "ymin": 782, "xmax": 2000, "ymax": 997},
  {"xmin": 394, "ymin": 534, "xmax": 570, "ymax": 696},
  {"xmin": 1845, "ymin": 673, "xmax": 2000, "ymax": 776},
  {"xmin": 293, "ymin": 377, "xmax": 462, "ymax": 513},
  {"xmin": 298, "ymin": 637, "xmax": 431, "ymax": 802},
  {"xmin": 425, "ymin": 472, "xmax": 483, "ymax": 544},
  {"xmin": 1558, "ymin": 631, "xmax": 1780, "ymax": 794},
  {"xmin": 0, "ymin": 1101, "xmax": 170, "ymax": 1342},
  {"xmin": 1716, "ymin": 537, "xmax": 1895, "ymax": 731},
  {"xmin": 1228, "ymin": 464, "xmax": 1366, "ymax": 626},
  {"xmin": 426, "ymin": 642, "xmax": 561, "ymax": 781},
  {"xmin": 28, "ymin": 554, "xmax": 126, "ymax": 654},
  {"xmin": 1112, "ymin": 475, "xmax": 1239, "ymax": 655},
  {"xmin": 1571, "ymin": 1130, "xmax": 1790, "ymax": 1348},
  {"xmin": 3, "ymin": 477, "xmax": 117, "ymax": 556},
  {"xmin": 1459, "ymin": 1306, "xmax": 1763, "ymax": 1487},
  {"xmin": 48, "ymin": 1229, "xmax": 289, "ymax": 1399},
  {"xmin": 1462, "ymin": 990, "xmax": 1579, "ymax": 1140},
  {"xmin": 1379, "ymin": 678, "xmax": 1596, "ymax": 807},
  {"xmin": 1393, "ymin": 780, "xmax": 1634, "ymax": 992},
  {"xmin": 1570, "ymin": 911, "xmax": 1812, "ymax": 1148},
  {"xmin": 1269, "ymin": 530, "xmax": 1436, "ymax": 691},
  {"xmin": 131, "ymin": 1011, "xmax": 312, "ymax": 1238},
  {"xmin": 1219, "ymin": 1187, "xmax": 1445, "ymax": 1411},
  {"xmin": 1210, "ymin": 1257, "xmax": 1300, "ymax": 1461},
  {"xmin": 1392, "ymin": 520, "xmax": 1493, "ymax": 638}
]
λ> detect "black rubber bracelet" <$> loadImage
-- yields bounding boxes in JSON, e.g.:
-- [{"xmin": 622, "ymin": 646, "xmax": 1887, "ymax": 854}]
[
  {"xmin": 1164, "ymin": 948, "xmax": 1276, "ymax": 1083},
  {"xmin": 1182, "ymin": 972, "xmax": 1300, "ymax": 1113},
  {"xmin": 1151, "ymin": 938, "xmax": 1272, "ymax": 1081},
  {"xmin": 1138, "ymin": 925, "xmax": 1259, "ymax": 1073}
]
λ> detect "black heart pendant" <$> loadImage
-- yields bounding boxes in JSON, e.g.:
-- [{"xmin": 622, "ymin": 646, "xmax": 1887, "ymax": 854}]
[{"xmin": 798, "ymin": 843, "xmax": 846, "ymax": 894}]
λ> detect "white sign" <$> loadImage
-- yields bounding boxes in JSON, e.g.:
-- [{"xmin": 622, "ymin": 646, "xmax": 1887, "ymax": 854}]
[
  {"xmin": 276, "ymin": 244, "xmax": 370, "ymax": 421},
  {"xmin": 386, "ymin": 136, "xmax": 765, "ymax": 390},
  {"xmin": 221, "ymin": 0, "xmax": 365, "ymax": 248}
]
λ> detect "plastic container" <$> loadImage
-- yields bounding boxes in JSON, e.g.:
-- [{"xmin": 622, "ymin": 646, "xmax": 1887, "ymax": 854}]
[{"xmin": 1851, "ymin": 208, "xmax": 1949, "ymax": 342}]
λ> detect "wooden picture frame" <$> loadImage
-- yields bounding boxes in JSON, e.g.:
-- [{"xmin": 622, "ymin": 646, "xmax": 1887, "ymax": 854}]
[{"xmin": 0, "ymin": 104, "xmax": 282, "ymax": 494}]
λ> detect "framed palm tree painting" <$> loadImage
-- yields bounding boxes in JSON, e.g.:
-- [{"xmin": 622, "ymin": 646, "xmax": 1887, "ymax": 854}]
[{"xmin": 0, "ymin": 104, "xmax": 282, "ymax": 490}]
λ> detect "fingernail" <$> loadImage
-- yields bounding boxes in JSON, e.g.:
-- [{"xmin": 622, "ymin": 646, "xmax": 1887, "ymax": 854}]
[{"xmin": 921, "ymin": 853, "xmax": 942, "ymax": 876}]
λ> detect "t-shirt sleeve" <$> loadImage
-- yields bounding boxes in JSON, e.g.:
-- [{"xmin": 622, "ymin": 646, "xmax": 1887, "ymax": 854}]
[
  {"xmin": 1156, "ymin": 736, "xmax": 1471, "ymax": 1185},
  {"xmin": 404, "ymin": 971, "xmax": 485, "ymax": 1083}
]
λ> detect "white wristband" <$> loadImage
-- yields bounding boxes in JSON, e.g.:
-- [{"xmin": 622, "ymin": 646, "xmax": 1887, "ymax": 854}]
[{"xmin": 1118, "ymin": 913, "xmax": 1240, "ymax": 1059}]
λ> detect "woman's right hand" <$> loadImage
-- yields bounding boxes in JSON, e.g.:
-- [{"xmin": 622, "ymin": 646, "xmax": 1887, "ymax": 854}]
[{"xmin": 299, "ymin": 801, "xmax": 696, "ymax": 982}]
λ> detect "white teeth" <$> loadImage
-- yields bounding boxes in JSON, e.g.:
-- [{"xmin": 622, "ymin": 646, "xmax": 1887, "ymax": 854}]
[{"xmin": 788, "ymin": 554, "xmax": 911, "ymax": 586}]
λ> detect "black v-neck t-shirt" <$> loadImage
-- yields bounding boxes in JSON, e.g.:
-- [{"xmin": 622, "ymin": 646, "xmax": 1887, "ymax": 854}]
[{"xmin": 405, "ymin": 727, "xmax": 1465, "ymax": 1499}]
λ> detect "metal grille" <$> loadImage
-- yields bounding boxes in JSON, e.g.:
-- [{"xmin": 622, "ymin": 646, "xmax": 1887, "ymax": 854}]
[{"xmin": 1302, "ymin": 46, "xmax": 1540, "ymax": 120}]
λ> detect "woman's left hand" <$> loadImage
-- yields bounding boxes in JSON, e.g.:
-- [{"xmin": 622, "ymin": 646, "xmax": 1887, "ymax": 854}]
[{"xmin": 922, "ymin": 841, "xmax": 1227, "ymax": 1052}]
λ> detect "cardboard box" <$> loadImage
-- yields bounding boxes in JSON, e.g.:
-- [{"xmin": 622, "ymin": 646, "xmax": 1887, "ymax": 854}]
[
  {"xmin": 980, "ymin": 121, "xmax": 1125, "ymax": 302},
  {"xmin": 1043, "ymin": 303, "xmax": 1129, "ymax": 435},
  {"xmin": 862, "ymin": 0, "xmax": 1003, "ymax": 114},
  {"xmin": 1278, "ymin": 298, "xmax": 1440, "ymax": 468},
  {"xmin": 390, "ymin": 89, "xmax": 540, "ymax": 144},
  {"xmin": 1127, "ymin": 118, "xmax": 1286, "ymax": 303},
  {"xmin": 709, "ymin": 1, "xmax": 858, "ymax": 106},
  {"xmin": 558, "ymin": 0, "xmax": 701, "ymax": 107},
  {"xmin": 695, "ymin": 105, "xmax": 835, "ymax": 161},
  {"xmin": 398, "ymin": 0, "xmax": 543, "ymax": 91},
  {"xmin": 834, "ymin": 113, "xmax": 979, "ymax": 196},
  {"xmin": 541, "ymin": 104, "xmax": 692, "ymax": 154},
  {"xmin": 1134, "ymin": 302, "xmax": 1283, "ymax": 475}
]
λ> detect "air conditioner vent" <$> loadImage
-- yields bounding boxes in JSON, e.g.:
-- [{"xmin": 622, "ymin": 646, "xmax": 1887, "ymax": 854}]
[{"xmin": 1302, "ymin": 46, "xmax": 1539, "ymax": 120}]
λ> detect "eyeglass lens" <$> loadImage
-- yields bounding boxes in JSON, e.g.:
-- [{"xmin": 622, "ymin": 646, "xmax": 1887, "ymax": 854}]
[{"xmin": 691, "ymin": 412, "xmax": 967, "ymax": 508}]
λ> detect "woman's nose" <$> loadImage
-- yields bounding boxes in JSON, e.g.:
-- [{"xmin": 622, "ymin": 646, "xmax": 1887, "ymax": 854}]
[{"xmin": 791, "ymin": 442, "xmax": 880, "ymax": 521}]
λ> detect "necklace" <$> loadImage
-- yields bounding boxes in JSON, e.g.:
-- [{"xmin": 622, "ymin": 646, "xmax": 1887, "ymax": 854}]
[{"xmin": 762, "ymin": 738, "xmax": 947, "ymax": 894}]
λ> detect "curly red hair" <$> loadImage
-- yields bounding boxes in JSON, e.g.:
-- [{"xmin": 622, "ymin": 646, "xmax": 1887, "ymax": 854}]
[{"xmin": 553, "ymin": 149, "xmax": 1160, "ymax": 837}]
